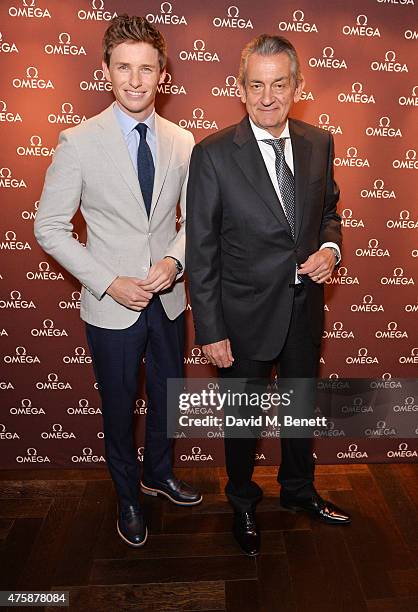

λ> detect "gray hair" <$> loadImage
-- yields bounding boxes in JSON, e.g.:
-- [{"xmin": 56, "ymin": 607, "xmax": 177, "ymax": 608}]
[{"xmin": 238, "ymin": 34, "xmax": 302, "ymax": 87}]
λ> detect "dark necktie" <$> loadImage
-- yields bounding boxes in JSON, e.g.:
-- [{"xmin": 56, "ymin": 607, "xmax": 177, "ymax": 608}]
[
  {"xmin": 134, "ymin": 123, "xmax": 154, "ymax": 216},
  {"xmin": 262, "ymin": 138, "xmax": 295, "ymax": 239}
]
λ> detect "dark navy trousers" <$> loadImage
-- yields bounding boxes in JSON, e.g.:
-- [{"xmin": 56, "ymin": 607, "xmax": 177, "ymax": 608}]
[{"xmin": 86, "ymin": 297, "xmax": 184, "ymax": 509}]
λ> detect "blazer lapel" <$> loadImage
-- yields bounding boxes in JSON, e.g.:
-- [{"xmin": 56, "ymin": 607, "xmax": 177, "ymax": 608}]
[
  {"xmin": 232, "ymin": 116, "xmax": 293, "ymax": 236},
  {"xmin": 95, "ymin": 105, "xmax": 147, "ymax": 216},
  {"xmin": 289, "ymin": 119, "xmax": 312, "ymax": 242},
  {"xmin": 149, "ymin": 114, "xmax": 174, "ymax": 221}
]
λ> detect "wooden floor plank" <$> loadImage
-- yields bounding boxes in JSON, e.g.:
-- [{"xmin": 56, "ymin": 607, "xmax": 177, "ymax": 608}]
[
  {"xmin": 0, "ymin": 518, "xmax": 43, "ymax": 589},
  {"xmin": 0, "ymin": 518, "xmax": 14, "ymax": 539},
  {"xmin": 370, "ymin": 464, "xmax": 418, "ymax": 548},
  {"xmin": 284, "ymin": 530, "xmax": 335, "ymax": 612},
  {"xmin": 388, "ymin": 568, "xmax": 418, "ymax": 597},
  {"xmin": 16, "ymin": 497, "xmax": 80, "ymax": 590},
  {"xmin": 0, "ymin": 480, "xmax": 86, "ymax": 499},
  {"xmin": 0, "ymin": 468, "xmax": 109, "ymax": 480},
  {"xmin": 52, "ymin": 480, "xmax": 111, "ymax": 587},
  {"xmin": 0, "ymin": 498, "xmax": 52, "ymax": 518},
  {"xmin": 225, "ymin": 579, "xmax": 260, "ymax": 612},
  {"xmin": 257, "ymin": 553, "xmax": 296, "ymax": 612},
  {"xmin": 311, "ymin": 520, "xmax": 367, "ymax": 611},
  {"xmin": 366, "ymin": 596, "xmax": 418, "ymax": 611},
  {"xmin": 396, "ymin": 464, "xmax": 418, "ymax": 512},
  {"xmin": 90, "ymin": 555, "xmax": 256, "ymax": 586},
  {"xmin": 94, "ymin": 530, "xmax": 284, "ymax": 560},
  {"xmin": 47, "ymin": 581, "xmax": 226, "ymax": 611}
]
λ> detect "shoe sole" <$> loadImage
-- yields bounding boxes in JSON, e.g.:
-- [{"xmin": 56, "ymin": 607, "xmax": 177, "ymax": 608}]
[
  {"xmin": 116, "ymin": 520, "xmax": 148, "ymax": 547},
  {"xmin": 140, "ymin": 481, "xmax": 203, "ymax": 506},
  {"xmin": 280, "ymin": 502, "xmax": 351, "ymax": 525}
]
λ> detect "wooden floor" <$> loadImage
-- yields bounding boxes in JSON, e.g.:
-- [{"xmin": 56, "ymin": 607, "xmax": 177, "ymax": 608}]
[{"xmin": 1, "ymin": 464, "xmax": 418, "ymax": 611}]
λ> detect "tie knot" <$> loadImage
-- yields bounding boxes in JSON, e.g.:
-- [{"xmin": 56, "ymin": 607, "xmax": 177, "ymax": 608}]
[
  {"xmin": 135, "ymin": 122, "xmax": 148, "ymax": 138},
  {"xmin": 262, "ymin": 138, "xmax": 286, "ymax": 156}
]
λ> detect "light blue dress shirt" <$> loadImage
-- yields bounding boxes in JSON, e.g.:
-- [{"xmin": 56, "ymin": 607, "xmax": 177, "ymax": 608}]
[{"xmin": 113, "ymin": 102, "xmax": 157, "ymax": 169}]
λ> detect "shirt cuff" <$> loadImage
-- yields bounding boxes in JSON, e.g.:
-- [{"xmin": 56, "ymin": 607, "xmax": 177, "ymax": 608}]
[{"xmin": 320, "ymin": 242, "xmax": 341, "ymax": 265}]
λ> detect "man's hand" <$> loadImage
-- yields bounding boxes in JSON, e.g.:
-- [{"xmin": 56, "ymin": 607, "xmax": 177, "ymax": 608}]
[
  {"xmin": 106, "ymin": 276, "xmax": 153, "ymax": 310},
  {"xmin": 138, "ymin": 258, "xmax": 177, "ymax": 293},
  {"xmin": 202, "ymin": 339, "xmax": 234, "ymax": 368},
  {"xmin": 298, "ymin": 248, "xmax": 336, "ymax": 284}
]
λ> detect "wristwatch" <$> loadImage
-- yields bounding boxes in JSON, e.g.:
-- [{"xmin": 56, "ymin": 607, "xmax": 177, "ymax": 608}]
[
  {"xmin": 329, "ymin": 247, "xmax": 339, "ymax": 263},
  {"xmin": 164, "ymin": 256, "xmax": 183, "ymax": 274}
]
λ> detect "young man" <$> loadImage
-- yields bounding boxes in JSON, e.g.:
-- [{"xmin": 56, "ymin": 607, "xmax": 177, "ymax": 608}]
[
  {"xmin": 186, "ymin": 35, "xmax": 350, "ymax": 557},
  {"xmin": 35, "ymin": 15, "xmax": 201, "ymax": 548}
]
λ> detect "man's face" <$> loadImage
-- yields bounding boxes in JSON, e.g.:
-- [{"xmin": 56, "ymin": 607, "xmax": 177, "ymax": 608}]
[
  {"xmin": 102, "ymin": 41, "xmax": 166, "ymax": 120},
  {"xmin": 239, "ymin": 52, "xmax": 304, "ymax": 137}
]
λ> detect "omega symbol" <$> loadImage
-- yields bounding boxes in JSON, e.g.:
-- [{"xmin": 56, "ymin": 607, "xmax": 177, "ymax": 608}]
[
  {"xmin": 322, "ymin": 47, "xmax": 334, "ymax": 58},
  {"xmin": 160, "ymin": 2, "xmax": 172, "ymax": 13},
  {"xmin": 346, "ymin": 147, "xmax": 358, "ymax": 158},
  {"xmin": 193, "ymin": 40, "xmax": 205, "ymax": 50},
  {"xmin": 293, "ymin": 10, "xmax": 304, "ymax": 21},
  {"xmin": 26, "ymin": 66, "xmax": 38, "ymax": 78},
  {"xmin": 384, "ymin": 50, "xmax": 396, "ymax": 62},
  {"xmin": 227, "ymin": 5, "xmax": 239, "ymax": 18},
  {"xmin": 58, "ymin": 32, "xmax": 71, "ymax": 44}
]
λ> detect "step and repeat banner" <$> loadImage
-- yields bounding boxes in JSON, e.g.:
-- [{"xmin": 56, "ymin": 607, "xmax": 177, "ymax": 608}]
[{"xmin": 0, "ymin": 0, "xmax": 417, "ymax": 468}]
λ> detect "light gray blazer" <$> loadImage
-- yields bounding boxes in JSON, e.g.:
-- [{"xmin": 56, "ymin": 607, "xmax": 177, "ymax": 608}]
[{"xmin": 34, "ymin": 104, "xmax": 195, "ymax": 329}]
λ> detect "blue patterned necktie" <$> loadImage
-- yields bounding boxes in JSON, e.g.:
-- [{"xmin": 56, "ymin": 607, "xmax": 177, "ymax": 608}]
[
  {"xmin": 262, "ymin": 138, "xmax": 295, "ymax": 239},
  {"xmin": 134, "ymin": 123, "xmax": 154, "ymax": 217}
]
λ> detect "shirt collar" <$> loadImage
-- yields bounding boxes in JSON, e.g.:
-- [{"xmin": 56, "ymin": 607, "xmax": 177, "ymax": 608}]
[
  {"xmin": 113, "ymin": 102, "xmax": 156, "ymax": 137},
  {"xmin": 249, "ymin": 117, "xmax": 290, "ymax": 142}
]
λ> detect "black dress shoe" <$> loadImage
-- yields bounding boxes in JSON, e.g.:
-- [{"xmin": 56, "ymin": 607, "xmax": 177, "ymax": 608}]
[
  {"xmin": 233, "ymin": 511, "xmax": 260, "ymax": 556},
  {"xmin": 140, "ymin": 476, "xmax": 202, "ymax": 506},
  {"xmin": 117, "ymin": 505, "xmax": 147, "ymax": 547},
  {"xmin": 280, "ymin": 492, "xmax": 351, "ymax": 525}
]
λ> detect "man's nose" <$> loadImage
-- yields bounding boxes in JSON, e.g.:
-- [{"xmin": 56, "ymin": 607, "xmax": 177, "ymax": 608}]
[
  {"xmin": 260, "ymin": 87, "xmax": 274, "ymax": 105},
  {"xmin": 129, "ymin": 71, "xmax": 142, "ymax": 88}
]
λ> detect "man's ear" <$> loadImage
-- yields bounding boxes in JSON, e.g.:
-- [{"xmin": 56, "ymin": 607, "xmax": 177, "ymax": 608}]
[
  {"xmin": 293, "ymin": 75, "xmax": 305, "ymax": 103},
  {"xmin": 238, "ymin": 81, "xmax": 247, "ymax": 104},
  {"xmin": 102, "ymin": 60, "xmax": 111, "ymax": 82},
  {"xmin": 159, "ymin": 68, "xmax": 167, "ymax": 85}
]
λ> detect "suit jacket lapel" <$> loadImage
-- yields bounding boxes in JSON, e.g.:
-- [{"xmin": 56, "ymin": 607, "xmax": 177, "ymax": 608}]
[
  {"xmin": 232, "ymin": 116, "xmax": 292, "ymax": 235},
  {"xmin": 150, "ymin": 114, "xmax": 174, "ymax": 220},
  {"xmin": 289, "ymin": 119, "xmax": 312, "ymax": 242},
  {"xmin": 95, "ymin": 105, "xmax": 147, "ymax": 217}
]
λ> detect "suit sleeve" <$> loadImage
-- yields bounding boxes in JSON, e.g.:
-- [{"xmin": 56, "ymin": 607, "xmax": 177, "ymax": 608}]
[
  {"xmin": 164, "ymin": 130, "xmax": 195, "ymax": 276},
  {"xmin": 34, "ymin": 130, "xmax": 118, "ymax": 300},
  {"xmin": 186, "ymin": 143, "xmax": 227, "ymax": 345},
  {"xmin": 319, "ymin": 133, "xmax": 342, "ymax": 249}
]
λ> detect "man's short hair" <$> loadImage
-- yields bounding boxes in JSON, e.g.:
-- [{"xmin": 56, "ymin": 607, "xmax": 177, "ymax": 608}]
[
  {"xmin": 102, "ymin": 14, "xmax": 167, "ymax": 71},
  {"xmin": 238, "ymin": 34, "xmax": 302, "ymax": 87}
]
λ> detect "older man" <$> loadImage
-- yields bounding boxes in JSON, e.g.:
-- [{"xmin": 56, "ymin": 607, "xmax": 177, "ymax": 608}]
[{"xmin": 186, "ymin": 34, "xmax": 350, "ymax": 556}]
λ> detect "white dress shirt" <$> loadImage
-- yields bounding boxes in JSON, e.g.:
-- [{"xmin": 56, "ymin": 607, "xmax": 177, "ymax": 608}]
[
  {"xmin": 249, "ymin": 118, "xmax": 341, "ymax": 283},
  {"xmin": 113, "ymin": 102, "xmax": 157, "ymax": 168}
]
